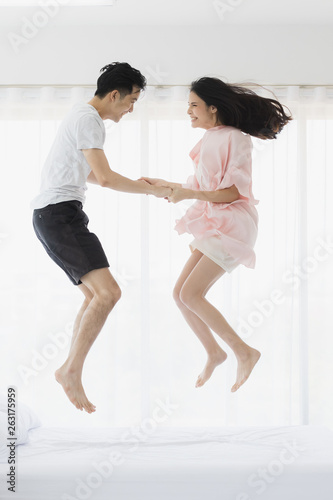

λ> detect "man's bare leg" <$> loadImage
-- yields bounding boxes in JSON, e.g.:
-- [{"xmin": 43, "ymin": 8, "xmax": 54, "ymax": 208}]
[
  {"xmin": 173, "ymin": 250, "xmax": 228, "ymax": 388},
  {"xmin": 69, "ymin": 283, "xmax": 94, "ymax": 353},
  {"xmin": 59, "ymin": 284, "xmax": 94, "ymax": 411},
  {"xmin": 55, "ymin": 268, "xmax": 121, "ymax": 413},
  {"xmin": 179, "ymin": 255, "xmax": 261, "ymax": 392}
]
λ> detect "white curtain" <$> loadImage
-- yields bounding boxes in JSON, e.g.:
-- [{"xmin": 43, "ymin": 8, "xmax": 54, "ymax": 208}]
[{"xmin": 0, "ymin": 85, "xmax": 332, "ymax": 429}]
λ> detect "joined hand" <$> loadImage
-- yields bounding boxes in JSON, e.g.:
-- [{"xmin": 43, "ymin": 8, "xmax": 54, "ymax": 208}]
[{"xmin": 139, "ymin": 177, "xmax": 187, "ymax": 203}]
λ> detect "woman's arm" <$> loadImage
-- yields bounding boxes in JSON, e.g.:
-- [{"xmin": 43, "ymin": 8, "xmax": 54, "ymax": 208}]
[
  {"xmin": 168, "ymin": 185, "xmax": 240, "ymax": 204},
  {"xmin": 139, "ymin": 177, "xmax": 182, "ymax": 189}
]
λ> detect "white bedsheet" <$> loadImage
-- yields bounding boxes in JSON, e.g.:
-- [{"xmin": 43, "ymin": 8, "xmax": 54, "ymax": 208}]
[{"xmin": 1, "ymin": 425, "xmax": 333, "ymax": 500}]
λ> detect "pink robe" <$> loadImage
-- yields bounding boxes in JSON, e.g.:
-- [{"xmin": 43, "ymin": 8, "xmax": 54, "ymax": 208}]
[{"xmin": 175, "ymin": 125, "xmax": 259, "ymax": 270}]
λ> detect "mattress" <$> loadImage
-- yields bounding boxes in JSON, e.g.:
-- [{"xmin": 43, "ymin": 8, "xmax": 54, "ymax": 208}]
[{"xmin": 1, "ymin": 425, "xmax": 333, "ymax": 500}]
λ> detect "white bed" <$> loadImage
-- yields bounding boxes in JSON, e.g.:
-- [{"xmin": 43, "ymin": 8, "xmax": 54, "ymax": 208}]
[{"xmin": 1, "ymin": 425, "xmax": 333, "ymax": 500}]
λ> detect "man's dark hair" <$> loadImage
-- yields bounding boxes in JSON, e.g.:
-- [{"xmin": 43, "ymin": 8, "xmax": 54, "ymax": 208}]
[{"xmin": 94, "ymin": 62, "xmax": 146, "ymax": 98}]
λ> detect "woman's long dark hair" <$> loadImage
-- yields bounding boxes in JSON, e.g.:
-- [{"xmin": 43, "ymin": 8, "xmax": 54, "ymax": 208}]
[{"xmin": 190, "ymin": 77, "xmax": 292, "ymax": 140}]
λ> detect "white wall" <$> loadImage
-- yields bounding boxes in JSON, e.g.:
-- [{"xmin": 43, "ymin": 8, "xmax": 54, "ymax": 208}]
[{"xmin": 1, "ymin": 24, "xmax": 332, "ymax": 86}]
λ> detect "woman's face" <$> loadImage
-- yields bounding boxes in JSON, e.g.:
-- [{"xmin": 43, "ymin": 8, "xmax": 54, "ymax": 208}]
[{"xmin": 187, "ymin": 91, "xmax": 220, "ymax": 130}]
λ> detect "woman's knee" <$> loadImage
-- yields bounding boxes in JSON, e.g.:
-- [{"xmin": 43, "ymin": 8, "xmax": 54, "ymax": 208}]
[
  {"xmin": 173, "ymin": 286, "xmax": 183, "ymax": 308},
  {"xmin": 179, "ymin": 285, "xmax": 199, "ymax": 310},
  {"xmin": 174, "ymin": 283, "xmax": 199, "ymax": 310}
]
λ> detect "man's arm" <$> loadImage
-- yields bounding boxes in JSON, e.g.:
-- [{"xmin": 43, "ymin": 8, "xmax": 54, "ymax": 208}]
[
  {"xmin": 86, "ymin": 169, "xmax": 99, "ymax": 184},
  {"xmin": 83, "ymin": 149, "xmax": 171, "ymax": 197}
]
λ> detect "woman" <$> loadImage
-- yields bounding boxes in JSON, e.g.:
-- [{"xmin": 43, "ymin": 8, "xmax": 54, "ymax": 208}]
[{"xmin": 143, "ymin": 77, "xmax": 291, "ymax": 392}]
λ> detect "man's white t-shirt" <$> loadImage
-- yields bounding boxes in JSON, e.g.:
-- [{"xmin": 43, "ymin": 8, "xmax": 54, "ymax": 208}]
[{"xmin": 31, "ymin": 103, "xmax": 105, "ymax": 209}]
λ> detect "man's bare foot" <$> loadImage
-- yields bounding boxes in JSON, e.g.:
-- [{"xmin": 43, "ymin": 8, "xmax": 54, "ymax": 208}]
[
  {"xmin": 55, "ymin": 366, "xmax": 96, "ymax": 414},
  {"xmin": 231, "ymin": 347, "xmax": 261, "ymax": 393},
  {"xmin": 195, "ymin": 349, "xmax": 228, "ymax": 388}
]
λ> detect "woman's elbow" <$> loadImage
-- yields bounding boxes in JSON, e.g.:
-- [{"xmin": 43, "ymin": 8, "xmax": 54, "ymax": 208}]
[{"xmin": 231, "ymin": 185, "xmax": 240, "ymax": 201}]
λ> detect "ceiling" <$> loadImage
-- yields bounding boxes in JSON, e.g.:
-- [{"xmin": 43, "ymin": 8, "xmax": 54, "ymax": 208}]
[{"xmin": 0, "ymin": 0, "xmax": 332, "ymax": 26}]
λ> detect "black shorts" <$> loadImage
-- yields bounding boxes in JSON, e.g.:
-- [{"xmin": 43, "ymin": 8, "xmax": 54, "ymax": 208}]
[{"xmin": 32, "ymin": 200, "xmax": 109, "ymax": 286}]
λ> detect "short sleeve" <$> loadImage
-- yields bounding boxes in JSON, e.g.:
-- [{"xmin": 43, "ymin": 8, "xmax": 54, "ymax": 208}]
[
  {"xmin": 76, "ymin": 114, "xmax": 105, "ymax": 150},
  {"xmin": 220, "ymin": 130, "xmax": 257, "ymax": 203}
]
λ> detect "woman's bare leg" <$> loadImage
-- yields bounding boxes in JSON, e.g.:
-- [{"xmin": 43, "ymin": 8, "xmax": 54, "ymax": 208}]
[
  {"xmin": 174, "ymin": 250, "xmax": 228, "ymax": 387},
  {"xmin": 179, "ymin": 255, "xmax": 261, "ymax": 392}
]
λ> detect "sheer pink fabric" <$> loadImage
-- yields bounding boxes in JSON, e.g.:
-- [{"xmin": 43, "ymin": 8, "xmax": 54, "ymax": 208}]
[{"xmin": 175, "ymin": 125, "xmax": 259, "ymax": 269}]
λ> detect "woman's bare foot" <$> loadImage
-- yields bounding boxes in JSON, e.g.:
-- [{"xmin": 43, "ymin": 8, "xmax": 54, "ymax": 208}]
[
  {"xmin": 195, "ymin": 349, "xmax": 228, "ymax": 388},
  {"xmin": 55, "ymin": 365, "xmax": 96, "ymax": 414},
  {"xmin": 231, "ymin": 347, "xmax": 261, "ymax": 393}
]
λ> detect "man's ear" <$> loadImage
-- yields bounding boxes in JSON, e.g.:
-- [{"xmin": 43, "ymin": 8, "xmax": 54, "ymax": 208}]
[{"xmin": 108, "ymin": 90, "xmax": 119, "ymax": 102}]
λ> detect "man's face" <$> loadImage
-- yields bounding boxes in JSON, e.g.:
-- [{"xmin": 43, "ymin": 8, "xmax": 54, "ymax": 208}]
[{"xmin": 108, "ymin": 86, "xmax": 141, "ymax": 122}]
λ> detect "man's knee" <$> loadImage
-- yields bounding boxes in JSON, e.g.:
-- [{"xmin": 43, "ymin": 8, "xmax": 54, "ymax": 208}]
[
  {"xmin": 96, "ymin": 286, "xmax": 121, "ymax": 311},
  {"xmin": 83, "ymin": 296, "xmax": 92, "ymax": 309},
  {"xmin": 113, "ymin": 286, "xmax": 122, "ymax": 304},
  {"xmin": 83, "ymin": 289, "xmax": 94, "ymax": 305}
]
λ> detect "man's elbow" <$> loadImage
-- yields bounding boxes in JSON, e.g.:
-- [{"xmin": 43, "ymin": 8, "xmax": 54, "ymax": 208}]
[
  {"xmin": 93, "ymin": 173, "xmax": 109, "ymax": 188},
  {"xmin": 99, "ymin": 177, "xmax": 109, "ymax": 188}
]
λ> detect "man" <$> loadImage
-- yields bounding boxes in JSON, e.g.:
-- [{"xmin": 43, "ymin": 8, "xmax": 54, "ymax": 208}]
[{"xmin": 31, "ymin": 62, "xmax": 171, "ymax": 414}]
